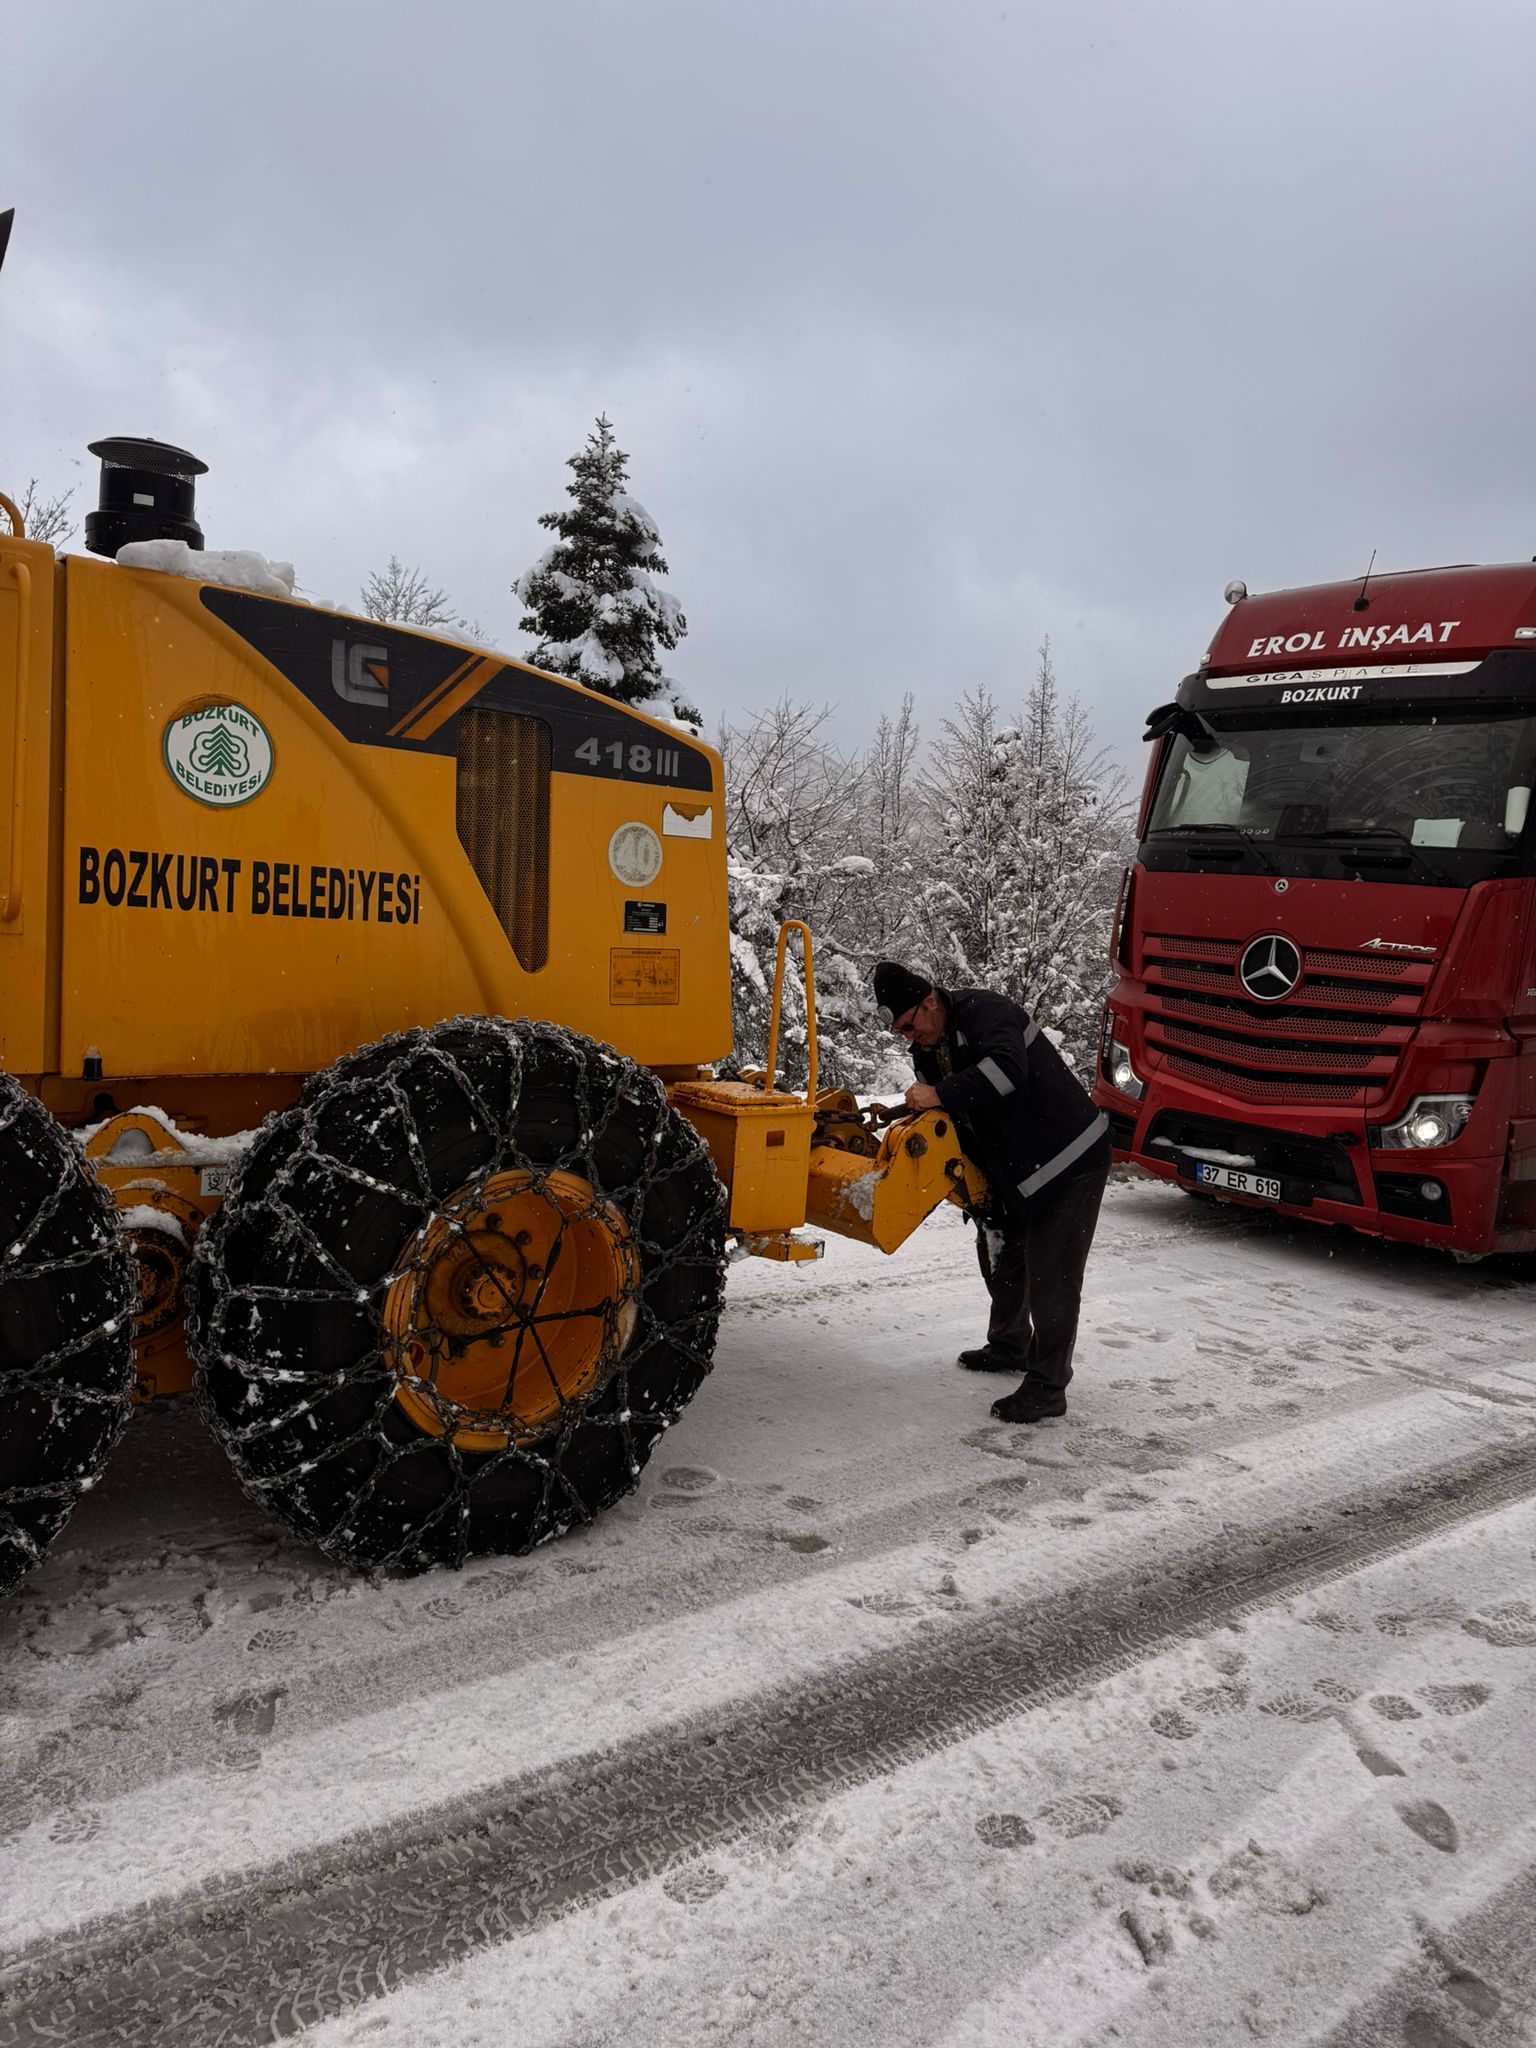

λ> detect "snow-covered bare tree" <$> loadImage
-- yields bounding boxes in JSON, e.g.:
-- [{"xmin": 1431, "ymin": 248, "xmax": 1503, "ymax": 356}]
[
  {"xmin": 360, "ymin": 555, "xmax": 464, "ymax": 631},
  {"xmin": 719, "ymin": 701, "xmax": 886, "ymax": 1089},
  {"xmin": 8, "ymin": 479, "xmax": 76, "ymax": 548},
  {"xmin": 856, "ymin": 694, "xmax": 927, "ymax": 963},
  {"xmin": 514, "ymin": 416, "xmax": 696, "ymax": 723}
]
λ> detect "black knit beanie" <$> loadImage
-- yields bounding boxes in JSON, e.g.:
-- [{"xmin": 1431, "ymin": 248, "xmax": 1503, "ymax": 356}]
[{"xmin": 872, "ymin": 961, "xmax": 934, "ymax": 1027}]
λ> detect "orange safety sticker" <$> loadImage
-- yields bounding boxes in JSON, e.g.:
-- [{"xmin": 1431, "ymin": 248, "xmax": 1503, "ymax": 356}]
[{"xmin": 609, "ymin": 947, "xmax": 681, "ymax": 1005}]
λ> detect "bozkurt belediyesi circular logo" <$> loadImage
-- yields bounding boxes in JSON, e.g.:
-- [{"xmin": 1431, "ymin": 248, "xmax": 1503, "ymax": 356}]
[{"xmin": 163, "ymin": 703, "xmax": 274, "ymax": 807}]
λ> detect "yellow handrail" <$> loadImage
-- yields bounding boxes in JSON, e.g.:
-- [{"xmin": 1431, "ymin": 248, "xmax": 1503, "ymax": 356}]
[
  {"xmin": 762, "ymin": 920, "xmax": 818, "ymax": 1103},
  {"xmin": 0, "ymin": 492, "xmax": 23, "ymax": 539},
  {"xmin": 0, "ymin": 557, "xmax": 32, "ymax": 925}
]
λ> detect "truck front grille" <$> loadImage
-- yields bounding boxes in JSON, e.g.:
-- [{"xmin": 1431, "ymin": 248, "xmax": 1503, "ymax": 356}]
[
  {"xmin": 456, "ymin": 709, "xmax": 551, "ymax": 971},
  {"xmin": 1141, "ymin": 931, "xmax": 1433, "ymax": 1107}
]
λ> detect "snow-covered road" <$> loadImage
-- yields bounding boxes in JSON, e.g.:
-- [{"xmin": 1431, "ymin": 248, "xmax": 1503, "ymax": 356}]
[{"xmin": 3, "ymin": 1180, "xmax": 1534, "ymax": 2046}]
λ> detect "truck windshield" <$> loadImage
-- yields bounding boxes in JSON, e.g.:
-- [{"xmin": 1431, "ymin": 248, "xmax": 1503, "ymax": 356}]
[{"xmin": 1146, "ymin": 708, "xmax": 1536, "ymax": 883}]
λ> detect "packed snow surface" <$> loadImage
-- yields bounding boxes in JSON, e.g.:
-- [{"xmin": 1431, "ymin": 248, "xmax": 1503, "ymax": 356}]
[{"xmin": 4, "ymin": 1180, "xmax": 1534, "ymax": 2046}]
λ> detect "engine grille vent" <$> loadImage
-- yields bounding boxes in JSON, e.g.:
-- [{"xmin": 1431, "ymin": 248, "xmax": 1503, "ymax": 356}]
[{"xmin": 456, "ymin": 709, "xmax": 551, "ymax": 971}]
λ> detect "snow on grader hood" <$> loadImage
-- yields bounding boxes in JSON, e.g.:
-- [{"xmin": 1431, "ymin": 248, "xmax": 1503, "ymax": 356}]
[{"xmin": 0, "ymin": 415, "xmax": 984, "ymax": 1598}]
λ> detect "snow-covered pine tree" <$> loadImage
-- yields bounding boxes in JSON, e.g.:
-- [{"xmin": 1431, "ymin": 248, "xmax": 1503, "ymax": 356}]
[
  {"xmin": 919, "ymin": 647, "xmax": 1128, "ymax": 1070},
  {"xmin": 1003, "ymin": 639, "xmax": 1130, "ymax": 1065},
  {"xmin": 514, "ymin": 416, "xmax": 696, "ymax": 723},
  {"xmin": 918, "ymin": 685, "xmax": 1020, "ymax": 986}
]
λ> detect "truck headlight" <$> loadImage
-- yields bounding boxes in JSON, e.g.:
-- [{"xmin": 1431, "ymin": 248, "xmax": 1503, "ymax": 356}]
[
  {"xmin": 1374, "ymin": 1095, "xmax": 1475, "ymax": 1150},
  {"xmin": 1106, "ymin": 1035, "xmax": 1144, "ymax": 1101}
]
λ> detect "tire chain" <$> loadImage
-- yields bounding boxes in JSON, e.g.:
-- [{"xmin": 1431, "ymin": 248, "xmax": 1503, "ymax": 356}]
[
  {"xmin": 187, "ymin": 1016, "xmax": 727, "ymax": 1574},
  {"xmin": 4, "ymin": 1431, "xmax": 1533, "ymax": 2046},
  {"xmin": 0, "ymin": 1076, "xmax": 136, "ymax": 1597}
]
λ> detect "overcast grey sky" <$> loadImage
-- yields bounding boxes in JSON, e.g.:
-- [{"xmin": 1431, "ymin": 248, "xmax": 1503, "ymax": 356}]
[{"xmin": 5, "ymin": 0, "xmax": 1534, "ymax": 762}]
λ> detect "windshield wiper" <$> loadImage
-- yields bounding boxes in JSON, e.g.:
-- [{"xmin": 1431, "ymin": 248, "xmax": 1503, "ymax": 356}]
[
  {"xmin": 1280, "ymin": 828, "xmax": 1453, "ymax": 885},
  {"xmin": 1149, "ymin": 822, "xmax": 1280, "ymax": 872}
]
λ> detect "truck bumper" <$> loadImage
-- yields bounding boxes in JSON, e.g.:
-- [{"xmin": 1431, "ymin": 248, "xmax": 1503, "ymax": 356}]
[{"xmin": 1094, "ymin": 1082, "xmax": 1535, "ymax": 1259}]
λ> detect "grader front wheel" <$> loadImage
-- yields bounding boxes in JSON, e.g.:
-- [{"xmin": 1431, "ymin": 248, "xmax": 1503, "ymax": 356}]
[
  {"xmin": 383, "ymin": 1167, "xmax": 641, "ymax": 1451},
  {"xmin": 0, "ymin": 1075, "xmax": 136, "ymax": 1597},
  {"xmin": 188, "ymin": 1017, "xmax": 727, "ymax": 1573}
]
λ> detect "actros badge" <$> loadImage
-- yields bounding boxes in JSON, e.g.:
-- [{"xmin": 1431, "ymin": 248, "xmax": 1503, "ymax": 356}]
[{"xmin": 163, "ymin": 703, "xmax": 274, "ymax": 807}]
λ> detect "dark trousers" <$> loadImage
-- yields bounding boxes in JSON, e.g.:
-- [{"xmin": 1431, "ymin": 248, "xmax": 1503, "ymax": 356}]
[{"xmin": 974, "ymin": 1161, "xmax": 1109, "ymax": 1390}]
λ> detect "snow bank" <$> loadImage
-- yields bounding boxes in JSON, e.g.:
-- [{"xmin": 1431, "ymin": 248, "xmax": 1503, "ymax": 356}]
[
  {"xmin": 75, "ymin": 1104, "xmax": 258, "ymax": 1168},
  {"xmin": 1151, "ymin": 1139, "xmax": 1259, "ymax": 1169},
  {"xmin": 116, "ymin": 539, "xmax": 303, "ymax": 601},
  {"xmin": 113, "ymin": 1204, "xmax": 188, "ymax": 1247}
]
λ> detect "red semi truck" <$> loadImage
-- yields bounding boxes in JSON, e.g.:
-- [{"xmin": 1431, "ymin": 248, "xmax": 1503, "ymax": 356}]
[{"xmin": 1094, "ymin": 562, "xmax": 1536, "ymax": 1259}]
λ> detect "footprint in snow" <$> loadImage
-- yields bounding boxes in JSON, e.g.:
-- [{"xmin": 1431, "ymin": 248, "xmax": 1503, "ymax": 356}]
[
  {"xmin": 657, "ymin": 1466, "xmax": 720, "ymax": 1496},
  {"xmin": 1353, "ymin": 1746, "xmax": 1407, "ymax": 1779},
  {"xmin": 845, "ymin": 1592, "xmax": 918, "ymax": 1617},
  {"xmin": 1422, "ymin": 1683, "xmax": 1492, "ymax": 1716},
  {"xmin": 1257, "ymin": 1691, "xmax": 1336, "ymax": 1724},
  {"xmin": 664, "ymin": 1864, "xmax": 728, "ymax": 1904},
  {"xmin": 1397, "ymin": 1801, "xmax": 1459, "ymax": 1854},
  {"xmin": 1182, "ymin": 1682, "xmax": 1249, "ymax": 1716},
  {"xmin": 1375, "ymin": 1607, "xmax": 1462, "ymax": 1638},
  {"xmin": 1314, "ymin": 1677, "xmax": 1359, "ymax": 1704},
  {"xmin": 1369, "ymin": 1695, "xmax": 1423, "ymax": 1722},
  {"xmin": 975, "ymin": 1812, "xmax": 1035, "ymax": 1848},
  {"xmin": 1305, "ymin": 1609, "xmax": 1364, "ymax": 1636},
  {"xmin": 211, "ymin": 1685, "xmax": 285, "ymax": 1739},
  {"xmin": 961, "ymin": 1427, "xmax": 1031, "ymax": 1461},
  {"xmin": 1461, "ymin": 1603, "xmax": 1536, "ymax": 1648},
  {"xmin": 1039, "ymin": 1793, "xmax": 1122, "ymax": 1838},
  {"xmin": 247, "ymin": 1627, "xmax": 299, "ymax": 1654},
  {"xmin": 1150, "ymin": 1708, "xmax": 1199, "ymax": 1741},
  {"xmin": 210, "ymin": 1745, "xmax": 263, "ymax": 1774},
  {"xmin": 1207, "ymin": 1841, "xmax": 1329, "ymax": 1916},
  {"xmin": 48, "ymin": 1808, "xmax": 100, "ymax": 1844}
]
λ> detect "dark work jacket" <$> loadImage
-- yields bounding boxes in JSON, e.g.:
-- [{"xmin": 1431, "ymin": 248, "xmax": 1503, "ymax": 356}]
[{"xmin": 914, "ymin": 987, "xmax": 1110, "ymax": 1223}]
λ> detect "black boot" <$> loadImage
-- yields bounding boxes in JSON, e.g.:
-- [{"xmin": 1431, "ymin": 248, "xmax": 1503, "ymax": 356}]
[
  {"xmin": 990, "ymin": 1382, "xmax": 1067, "ymax": 1423},
  {"xmin": 957, "ymin": 1346, "xmax": 1024, "ymax": 1374}
]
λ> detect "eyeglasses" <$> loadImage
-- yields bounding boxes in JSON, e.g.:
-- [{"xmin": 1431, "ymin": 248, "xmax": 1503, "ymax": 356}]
[{"xmin": 892, "ymin": 1006, "xmax": 921, "ymax": 1038}]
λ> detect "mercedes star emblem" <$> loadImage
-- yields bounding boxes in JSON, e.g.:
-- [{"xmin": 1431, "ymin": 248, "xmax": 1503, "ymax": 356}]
[{"xmin": 1239, "ymin": 933, "xmax": 1302, "ymax": 1002}]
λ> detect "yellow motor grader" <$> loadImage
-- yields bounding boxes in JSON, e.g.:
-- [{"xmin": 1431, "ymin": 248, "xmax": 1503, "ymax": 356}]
[{"xmin": 0, "ymin": 390, "xmax": 984, "ymax": 1595}]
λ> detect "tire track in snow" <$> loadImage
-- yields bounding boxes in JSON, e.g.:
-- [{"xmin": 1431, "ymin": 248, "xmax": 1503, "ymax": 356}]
[
  {"xmin": 4, "ymin": 1432, "xmax": 1535, "ymax": 2048},
  {"xmin": 0, "ymin": 1352, "xmax": 1468, "ymax": 1832}
]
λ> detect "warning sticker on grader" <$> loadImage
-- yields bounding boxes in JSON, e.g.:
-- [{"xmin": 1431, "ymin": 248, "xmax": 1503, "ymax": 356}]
[{"xmin": 609, "ymin": 948, "xmax": 681, "ymax": 1005}]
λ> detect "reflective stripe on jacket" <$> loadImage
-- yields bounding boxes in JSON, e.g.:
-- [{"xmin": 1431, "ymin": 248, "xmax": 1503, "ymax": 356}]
[{"xmin": 915, "ymin": 986, "xmax": 1110, "ymax": 1221}]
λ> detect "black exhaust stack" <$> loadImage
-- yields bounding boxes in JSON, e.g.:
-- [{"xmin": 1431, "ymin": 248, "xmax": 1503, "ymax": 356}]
[{"xmin": 85, "ymin": 437, "xmax": 208, "ymax": 559}]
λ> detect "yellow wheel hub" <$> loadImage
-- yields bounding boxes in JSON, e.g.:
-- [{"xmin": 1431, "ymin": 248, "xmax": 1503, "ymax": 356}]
[{"xmin": 382, "ymin": 1168, "xmax": 639, "ymax": 1451}]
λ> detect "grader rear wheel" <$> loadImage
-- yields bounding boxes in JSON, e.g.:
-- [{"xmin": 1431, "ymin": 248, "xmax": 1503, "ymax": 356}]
[
  {"xmin": 188, "ymin": 1016, "xmax": 727, "ymax": 1572},
  {"xmin": 0, "ymin": 1075, "xmax": 136, "ymax": 1597}
]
